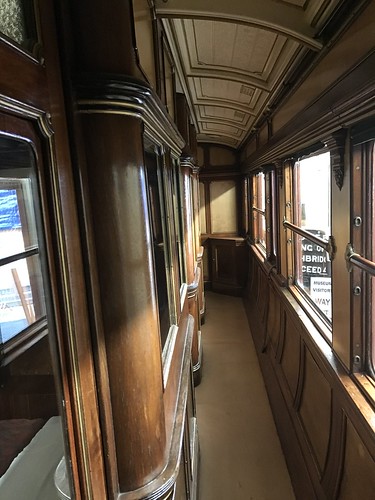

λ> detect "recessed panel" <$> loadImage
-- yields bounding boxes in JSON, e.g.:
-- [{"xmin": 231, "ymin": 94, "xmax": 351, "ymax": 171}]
[
  {"xmin": 198, "ymin": 106, "xmax": 251, "ymax": 127},
  {"xmin": 192, "ymin": 20, "xmax": 278, "ymax": 75},
  {"xmin": 199, "ymin": 182, "xmax": 207, "ymax": 234},
  {"xmin": 210, "ymin": 180, "xmax": 237, "ymax": 234},
  {"xmin": 339, "ymin": 419, "xmax": 375, "ymax": 499},
  {"xmin": 199, "ymin": 78, "xmax": 255, "ymax": 105},
  {"xmin": 299, "ymin": 348, "xmax": 331, "ymax": 474},
  {"xmin": 209, "ymin": 146, "xmax": 236, "ymax": 166},
  {"xmin": 280, "ymin": 315, "xmax": 300, "ymax": 400},
  {"xmin": 202, "ymin": 122, "xmax": 242, "ymax": 137}
]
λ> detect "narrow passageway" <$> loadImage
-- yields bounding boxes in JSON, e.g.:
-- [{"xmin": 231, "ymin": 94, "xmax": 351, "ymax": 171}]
[{"xmin": 196, "ymin": 292, "xmax": 295, "ymax": 500}]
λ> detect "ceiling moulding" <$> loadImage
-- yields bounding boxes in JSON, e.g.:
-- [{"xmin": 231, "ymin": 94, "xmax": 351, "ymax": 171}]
[
  {"xmin": 162, "ymin": 17, "xmax": 199, "ymax": 132},
  {"xmin": 197, "ymin": 106, "xmax": 251, "ymax": 128},
  {"xmin": 192, "ymin": 79, "xmax": 264, "ymax": 113},
  {"xmin": 240, "ymin": 51, "xmax": 375, "ymax": 172},
  {"xmin": 160, "ymin": 0, "xmax": 371, "ymax": 149},
  {"xmin": 198, "ymin": 118, "xmax": 248, "ymax": 133},
  {"xmin": 154, "ymin": 0, "xmax": 323, "ymax": 50},
  {"xmin": 197, "ymin": 134, "xmax": 238, "ymax": 147}
]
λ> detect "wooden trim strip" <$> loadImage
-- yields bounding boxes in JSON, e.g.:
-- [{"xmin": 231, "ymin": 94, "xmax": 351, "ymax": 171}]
[{"xmin": 76, "ymin": 75, "xmax": 184, "ymax": 155}]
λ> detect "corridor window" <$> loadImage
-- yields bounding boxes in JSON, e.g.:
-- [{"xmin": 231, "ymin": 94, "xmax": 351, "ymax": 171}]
[
  {"xmin": 251, "ymin": 172, "xmax": 266, "ymax": 250},
  {"xmin": 144, "ymin": 150, "xmax": 171, "ymax": 347},
  {"xmin": 0, "ymin": 148, "xmax": 46, "ymax": 349},
  {"xmin": 289, "ymin": 151, "xmax": 332, "ymax": 322}
]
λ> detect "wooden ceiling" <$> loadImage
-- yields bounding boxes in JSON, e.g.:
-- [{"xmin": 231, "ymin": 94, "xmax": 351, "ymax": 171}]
[{"xmin": 155, "ymin": 0, "xmax": 359, "ymax": 149}]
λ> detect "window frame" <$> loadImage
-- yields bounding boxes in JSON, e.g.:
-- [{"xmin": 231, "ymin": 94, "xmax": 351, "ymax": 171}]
[
  {"xmin": 0, "ymin": 150, "xmax": 49, "ymax": 365},
  {"xmin": 350, "ymin": 133, "xmax": 375, "ymax": 391},
  {"xmin": 250, "ymin": 170, "xmax": 266, "ymax": 254},
  {"xmin": 284, "ymin": 148, "xmax": 334, "ymax": 340},
  {"xmin": 249, "ymin": 168, "xmax": 277, "ymax": 262}
]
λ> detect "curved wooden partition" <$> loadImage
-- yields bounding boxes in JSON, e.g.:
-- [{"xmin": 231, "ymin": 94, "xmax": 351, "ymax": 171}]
[{"xmin": 54, "ymin": 1, "xmax": 200, "ymax": 497}]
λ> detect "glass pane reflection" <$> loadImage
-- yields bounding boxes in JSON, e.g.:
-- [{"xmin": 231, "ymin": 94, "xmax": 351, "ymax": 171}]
[
  {"xmin": 0, "ymin": 256, "xmax": 46, "ymax": 342},
  {"xmin": 0, "ymin": 137, "xmax": 72, "ymax": 499},
  {"xmin": 0, "ymin": 0, "xmax": 27, "ymax": 45}
]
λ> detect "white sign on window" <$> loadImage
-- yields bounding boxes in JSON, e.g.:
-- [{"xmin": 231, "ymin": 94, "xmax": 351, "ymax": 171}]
[{"xmin": 310, "ymin": 277, "xmax": 331, "ymax": 320}]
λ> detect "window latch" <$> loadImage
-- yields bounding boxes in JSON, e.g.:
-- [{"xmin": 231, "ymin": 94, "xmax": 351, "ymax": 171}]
[
  {"xmin": 345, "ymin": 243, "xmax": 355, "ymax": 272},
  {"xmin": 326, "ymin": 235, "xmax": 336, "ymax": 262}
]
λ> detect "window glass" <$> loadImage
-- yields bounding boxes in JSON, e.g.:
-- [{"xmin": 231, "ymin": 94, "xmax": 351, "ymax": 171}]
[
  {"xmin": 0, "ymin": 177, "xmax": 45, "ymax": 343},
  {"xmin": 199, "ymin": 182, "xmax": 206, "ymax": 234},
  {"xmin": 0, "ymin": 0, "xmax": 38, "ymax": 54},
  {"xmin": 252, "ymin": 172, "xmax": 266, "ymax": 248},
  {"xmin": 172, "ymin": 159, "xmax": 186, "ymax": 285},
  {"xmin": 294, "ymin": 151, "xmax": 332, "ymax": 321},
  {"xmin": 0, "ymin": 136, "xmax": 71, "ymax": 499},
  {"xmin": 0, "ymin": 256, "xmax": 45, "ymax": 341},
  {"xmin": 145, "ymin": 151, "xmax": 171, "ymax": 346},
  {"xmin": 0, "ymin": 0, "xmax": 27, "ymax": 45}
]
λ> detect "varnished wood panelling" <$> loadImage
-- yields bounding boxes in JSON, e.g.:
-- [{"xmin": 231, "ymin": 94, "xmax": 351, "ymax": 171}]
[
  {"xmin": 0, "ymin": 43, "xmax": 48, "ymax": 109},
  {"xmin": 298, "ymin": 347, "xmax": 332, "ymax": 476},
  {"xmin": 245, "ymin": 250, "xmax": 375, "ymax": 499},
  {"xmin": 280, "ymin": 314, "xmax": 300, "ymax": 402},
  {"xmin": 70, "ymin": 0, "xmax": 141, "ymax": 77},
  {"xmin": 256, "ymin": 267, "xmax": 268, "ymax": 326},
  {"xmin": 208, "ymin": 238, "xmax": 248, "ymax": 296},
  {"xmin": 244, "ymin": 251, "xmax": 316, "ymax": 499},
  {"xmin": 321, "ymin": 398, "xmax": 346, "ymax": 499},
  {"xmin": 81, "ymin": 113, "xmax": 166, "ymax": 492},
  {"xmin": 338, "ymin": 418, "xmax": 375, "ymax": 499},
  {"xmin": 266, "ymin": 283, "xmax": 281, "ymax": 354},
  {"xmin": 247, "ymin": 251, "xmax": 257, "ymax": 300}
]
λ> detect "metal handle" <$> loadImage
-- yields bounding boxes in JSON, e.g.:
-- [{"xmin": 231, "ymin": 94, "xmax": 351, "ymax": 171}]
[{"xmin": 345, "ymin": 243, "xmax": 375, "ymax": 276}]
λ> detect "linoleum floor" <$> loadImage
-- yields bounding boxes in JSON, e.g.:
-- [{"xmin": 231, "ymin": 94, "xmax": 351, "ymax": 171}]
[{"xmin": 196, "ymin": 292, "xmax": 295, "ymax": 500}]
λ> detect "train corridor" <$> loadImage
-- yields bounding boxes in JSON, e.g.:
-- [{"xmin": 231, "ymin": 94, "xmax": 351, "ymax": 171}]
[{"xmin": 196, "ymin": 292, "xmax": 295, "ymax": 500}]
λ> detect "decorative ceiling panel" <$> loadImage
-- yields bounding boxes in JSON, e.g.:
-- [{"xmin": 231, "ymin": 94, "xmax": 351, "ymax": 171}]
[
  {"xmin": 157, "ymin": 0, "xmax": 352, "ymax": 150},
  {"xmin": 202, "ymin": 122, "xmax": 243, "ymax": 137},
  {"xmin": 179, "ymin": 19, "xmax": 292, "ymax": 85},
  {"xmin": 192, "ymin": 78, "xmax": 263, "ymax": 111},
  {"xmin": 197, "ymin": 134, "xmax": 238, "ymax": 146},
  {"xmin": 276, "ymin": 0, "xmax": 308, "ymax": 8},
  {"xmin": 198, "ymin": 106, "xmax": 251, "ymax": 127},
  {"xmin": 193, "ymin": 20, "xmax": 279, "ymax": 75}
]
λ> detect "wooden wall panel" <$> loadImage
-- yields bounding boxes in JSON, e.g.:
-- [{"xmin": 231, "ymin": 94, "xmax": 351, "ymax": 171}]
[
  {"xmin": 298, "ymin": 348, "xmax": 332, "ymax": 475},
  {"xmin": 210, "ymin": 180, "xmax": 238, "ymax": 234},
  {"xmin": 244, "ymin": 248, "xmax": 375, "ymax": 499},
  {"xmin": 338, "ymin": 418, "xmax": 375, "ymax": 500},
  {"xmin": 280, "ymin": 314, "xmax": 300, "ymax": 401},
  {"xmin": 266, "ymin": 284, "xmax": 281, "ymax": 354},
  {"xmin": 256, "ymin": 268, "xmax": 268, "ymax": 327}
]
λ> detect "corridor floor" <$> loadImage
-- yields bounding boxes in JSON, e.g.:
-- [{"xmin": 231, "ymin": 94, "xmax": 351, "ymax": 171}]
[{"xmin": 195, "ymin": 292, "xmax": 295, "ymax": 500}]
